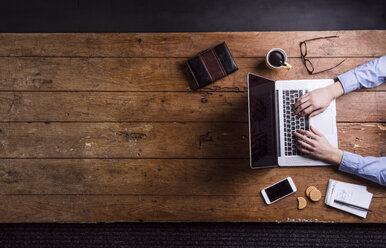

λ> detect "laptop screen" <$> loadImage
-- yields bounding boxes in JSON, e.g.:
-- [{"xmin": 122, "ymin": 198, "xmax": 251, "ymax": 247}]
[{"xmin": 248, "ymin": 74, "xmax": 278, "ymax": 167}]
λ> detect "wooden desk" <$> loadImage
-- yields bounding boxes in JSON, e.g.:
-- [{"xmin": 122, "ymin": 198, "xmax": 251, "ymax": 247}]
[{"xmin": 0, "ymin": 31, "xmax": 385, "ymax": 223}]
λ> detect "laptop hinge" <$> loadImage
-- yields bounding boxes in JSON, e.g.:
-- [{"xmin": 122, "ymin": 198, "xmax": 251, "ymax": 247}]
[{"xmin": 274, "ymin": 89, "xmax": 281, "ymax": 158}]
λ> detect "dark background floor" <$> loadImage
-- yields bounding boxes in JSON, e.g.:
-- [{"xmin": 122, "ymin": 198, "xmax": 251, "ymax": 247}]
[
  {"xmin": 1, "ymin": 0, "xmax": 385, "ymax": 247},
  {"xmin": 0, "ymin": 0, "xmax": 385, "ymax": 32},
  {"xmin": 0, "ymin": 223, "xmax": 385, "ymax": 248}
]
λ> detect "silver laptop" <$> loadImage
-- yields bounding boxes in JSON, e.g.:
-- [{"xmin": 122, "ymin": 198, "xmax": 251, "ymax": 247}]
[{"xmin": 247, "ymin": 73, "xmax": 338, "ymax": 168}]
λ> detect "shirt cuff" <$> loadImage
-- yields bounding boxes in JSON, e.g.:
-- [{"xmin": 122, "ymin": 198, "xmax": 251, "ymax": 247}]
[
  {"xmin": 339, "ymin": 151, "xmax": 360, "ymax": 174},
  {"xmin": 337, "ymin": 70, "xmax": 360, "ymax": 94}
]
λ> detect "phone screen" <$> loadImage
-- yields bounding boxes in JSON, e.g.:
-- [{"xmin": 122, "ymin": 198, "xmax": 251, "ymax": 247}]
[{"xmin": 265, "ymin": 179, "xmax": 293, "ymax": 202}]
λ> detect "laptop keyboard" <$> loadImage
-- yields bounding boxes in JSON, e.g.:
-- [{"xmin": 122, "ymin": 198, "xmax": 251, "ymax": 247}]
[{"xmin": 282, "ymin": 90, "xmax": 309, "ymax": 156}]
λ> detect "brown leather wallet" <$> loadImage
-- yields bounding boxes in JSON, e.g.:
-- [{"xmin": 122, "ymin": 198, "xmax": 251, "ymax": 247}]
[{"xmin": 187, "ymin": 42, "xmax": 238, "ymax": 89}]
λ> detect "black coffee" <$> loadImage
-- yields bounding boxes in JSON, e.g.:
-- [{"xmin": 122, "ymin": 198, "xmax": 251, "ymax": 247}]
[{"xmin": 268, "ymin": 51, "xmax": 285, "ymax": 67}]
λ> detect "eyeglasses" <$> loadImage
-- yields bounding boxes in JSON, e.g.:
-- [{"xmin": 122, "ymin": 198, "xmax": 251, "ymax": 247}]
[{"xmin": 299, "ymin": 36, "xmax": 346, "ymax": 75}]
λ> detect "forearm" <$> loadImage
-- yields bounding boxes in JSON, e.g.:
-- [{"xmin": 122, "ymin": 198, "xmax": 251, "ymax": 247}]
[
  {"xmin": 339, "ymin": 151, "xmax": 386, "ymax": 186},
  {"xmin": 327, "ymin": 81, "xmax": 344, "ymax": 100},
  {"xmin": 330, "ymin": 147, "xmax": 344, "ymax": 165},
  {"xmin": 337, "ymin": 56, "xmax": 386, "ymax": 94}
]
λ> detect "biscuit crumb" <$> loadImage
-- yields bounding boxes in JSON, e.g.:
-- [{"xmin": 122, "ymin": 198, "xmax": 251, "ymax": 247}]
[{"xmin": 297, "ymin": 197, "xmax": 307, "ymax": 210}]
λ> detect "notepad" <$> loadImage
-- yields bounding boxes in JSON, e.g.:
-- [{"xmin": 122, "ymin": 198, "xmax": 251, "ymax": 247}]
[{"xmin": 325, "ymin": 179, "xmax": 373, "ymax": 218}]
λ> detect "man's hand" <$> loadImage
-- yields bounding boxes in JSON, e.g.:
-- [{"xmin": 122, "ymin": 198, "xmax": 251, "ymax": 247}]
[
  {"xmin": 293, "ymin": 125, "xmax": 343, "ymax": 165},
  {"xmin": 293, "ymin": 81, "xmax": 344, "ymax": 118}
]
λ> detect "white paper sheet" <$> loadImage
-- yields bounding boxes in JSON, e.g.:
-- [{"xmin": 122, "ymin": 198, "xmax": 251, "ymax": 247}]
[{"xmin": 325, "ymin": 179, "xmax": 373, "ymax": 218}]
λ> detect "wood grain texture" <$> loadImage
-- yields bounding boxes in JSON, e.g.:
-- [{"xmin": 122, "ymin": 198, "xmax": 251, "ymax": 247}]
[
  {"xmin": 0, "ymin": 92, "xmax": 247, "ymax": 122},
  {"xmin": 0, "ymin": 123, "xmax": 384, "ymax": 158},
  {"xmin": 1, "ymin": 159, "xmax": 384, "ymax": 197},
  {"xmin": 337, "ymin": 123, "xmax": 386, "ymax": 157},
  {"xmin": 336, "ymin": 92, "xmax": 386, "ymax": 122},
  {"xmin": 0, "ymin": 31, "xmax": 385, "ymax": 57},
  {"xmin": 0, "ymin": 32, "xmax": 385, "ymax": 223},
  {"xmin": 0, "ymin": 195, "xmax": 384, "ymax": 223},
  {"xmin": 0, "ymin": 91, "xmax": 385, "ymax": 122},
  {"xmin": 1, "ymin": 57, "xmax": 386, "ymax": 92}
]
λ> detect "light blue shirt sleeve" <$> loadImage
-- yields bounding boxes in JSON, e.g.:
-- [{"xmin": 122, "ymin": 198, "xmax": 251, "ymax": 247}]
[
  {"xmin": 337, "ymin": 56, "xmax": 386, "ymax": 186},
  {"xmin": 339, "ymin": 151, "xmax": 386, "ymax": 186},
  {"xmin": 337, "ymin": 55, "xmax": 386, "ymax": 94}
]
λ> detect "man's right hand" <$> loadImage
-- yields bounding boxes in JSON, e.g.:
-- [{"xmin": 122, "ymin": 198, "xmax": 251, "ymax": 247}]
[
  {"xmin": 293, "ymin": 81, "xmax": 344, "ymax": 118},
  {"xmin": 294, "ymin": 125, "xmax": 343, "ymax": 165}
]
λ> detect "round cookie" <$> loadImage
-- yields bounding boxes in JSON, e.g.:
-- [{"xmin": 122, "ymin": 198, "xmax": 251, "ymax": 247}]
[
  {"xmin": 297, "ymin": 197, "xmax": 307, "ymax": 210},
  {"xmin": 305, "ymin": 186, "xmax": 317, "ymax": 197},
  {"xmin": 309, "ymin": 189, "xmax": 322, "ymax": 202}
]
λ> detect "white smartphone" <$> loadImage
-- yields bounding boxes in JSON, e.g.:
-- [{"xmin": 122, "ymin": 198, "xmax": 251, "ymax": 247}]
[{"xmin": 261, "ymin": 177, "xmax": 297, "ymax": 205}]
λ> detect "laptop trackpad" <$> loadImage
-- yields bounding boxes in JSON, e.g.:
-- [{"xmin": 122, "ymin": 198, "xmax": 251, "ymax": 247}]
[{"xmin": 310, "ymin": 109, "xmax": 334, "ymax": 135}]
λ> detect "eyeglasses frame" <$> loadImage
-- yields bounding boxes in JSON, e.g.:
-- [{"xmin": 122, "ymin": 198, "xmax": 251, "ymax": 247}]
[{"xmin": 299, "ymin": 35, "xmax": 346, "ymax": 75}]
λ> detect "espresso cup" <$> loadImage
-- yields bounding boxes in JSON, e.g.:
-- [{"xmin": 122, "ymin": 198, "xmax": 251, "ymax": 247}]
[{"xmin": 265, "ymin": 48, "xmax": 292, "ymax": 70}]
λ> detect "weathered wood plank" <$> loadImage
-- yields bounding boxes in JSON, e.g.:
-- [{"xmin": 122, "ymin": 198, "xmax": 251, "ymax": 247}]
[
  {"xmin": 0, "ymin": 195, "xmax": 384, "ymax": 223},
  {"xmin": 0, "ymin": 92, "xmax": 246, "ymax": 122},
  {"xmin": 0, "ymin": 31, "xmax": 384, "ymax": 224},
  {"xmin": 0, "ymin": 123, "xmax": 384, "ymax": 158},
  {"xmin": 338, "ymin": 123, "xmax": 386, "ymax": 157},
  {"xmin": 1, "ymin": 57, "xmax": 385, "ymax": 92},
  {"xmin": 1, "ymin": 91, "xmax": 385, "ymax": 122},
  {"xmin": 1, "ymin": 159, "xmax": 384, "ymax": 197},
  {"xmin": 0, "ymin": 31, "xmax": 385, "ymax": 57},
  {"xmin": 336, "ymin": 92, "xmax": 386, "ymax": 122}
]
